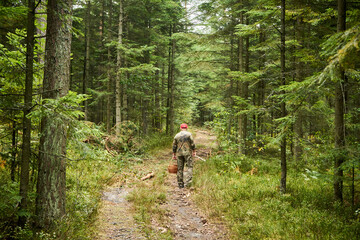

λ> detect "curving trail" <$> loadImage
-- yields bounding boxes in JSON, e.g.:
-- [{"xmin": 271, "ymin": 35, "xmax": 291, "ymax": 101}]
[{"xmin": 96, "ymin": 129, "xmax": 228, "ymax": 239}]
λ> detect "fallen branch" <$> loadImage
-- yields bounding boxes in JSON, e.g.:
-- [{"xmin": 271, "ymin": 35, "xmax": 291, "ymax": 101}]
[
  {"xmin": 196, "ymin": 156, "xmax": 206, "ymax": 162},
  {"xmin": 141, "ymin": 172, "xmax": 155, "ymax": 181},
  {"xmin": 105, "ymin": 137, "xmax": 115, "ymax": 156}
]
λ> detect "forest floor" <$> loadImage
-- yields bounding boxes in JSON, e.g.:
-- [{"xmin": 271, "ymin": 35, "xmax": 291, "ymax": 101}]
[{"xmin": 95, "ymin": 129, "xmax": 229, "ymax": 239}]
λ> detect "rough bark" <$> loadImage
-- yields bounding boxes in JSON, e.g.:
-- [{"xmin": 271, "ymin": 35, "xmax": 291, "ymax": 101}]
[
  {"xmin": 19, "ymin": 0, "xmax": 35, "ymax": 226},
  {"xmin": 35, "ymin": 0, "xmax": 73, "ymax": 229}
]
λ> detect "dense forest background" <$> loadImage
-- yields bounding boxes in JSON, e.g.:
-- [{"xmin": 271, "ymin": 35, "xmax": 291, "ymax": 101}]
[{"xmin": 0, "ymin": 0, "xmax": 360, "ymax": 239}]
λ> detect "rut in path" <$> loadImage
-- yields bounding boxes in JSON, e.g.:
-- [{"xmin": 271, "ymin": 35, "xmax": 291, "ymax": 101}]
[{"xmin": 96, "ymin": 129, "xmax": 228, "ymax": 239}]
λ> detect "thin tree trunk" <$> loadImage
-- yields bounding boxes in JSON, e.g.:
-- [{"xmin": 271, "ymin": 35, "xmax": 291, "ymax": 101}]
[
  {"xmin": 258, "ymin": 28, "xmax": 265, "ymax": 134},
  {"xmin": 242, "ymin": 17, "xmax": 250, "ymax": 154},
  {"xmin": 83, "ymin": 0, "xmax": 91, "ymax": 120},
  {"xmin": 237, "ymin": 1, "xmax": 245, "ymax": 154},
  {"xmin": 154, "ymin": 64, "xmax": 161, "ymax": 130},
  {"xmin": 115, "ymin": 0, "xmax": 123, "ymax": 136},
  {"xmin": 280, "ymin": 0, "xmax": 287, "ymax": 194},
  {"xmin": 170, "ymin": 36, "xmax": 175, "ymax": 136},
  {"xmin": 106, "ymin": 0, "xmax": 113, "ymax": 134},
  {"xmin": 19, "ymin": 0, "xmax": 35, "ymax": 226},
  {"xmin": 294, "ymin": 16, "xmax": 304, "ymax": 163},
  {"xmin": 11, "ymin": 121, "xmax": 17, "ymax": 182},
  {"xmin": 98, "ymin": 0, "xmax": 105, "ymax": 124},
  {"xmin": 166, "ymin": 24, "xmax": 175, "ymax": 136},
  {"xmin": 334, "ymin": 0, "xmax": 346, "ymax": 203},
  {"xmin": 35, "ymin": 0, "xmax": 73, "ymax": 229}
]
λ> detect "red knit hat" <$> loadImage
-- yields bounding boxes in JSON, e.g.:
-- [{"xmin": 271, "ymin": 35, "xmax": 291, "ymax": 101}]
[{"xmin": 180, "ymin": 123, "xmax": 188, "ymax": 129}]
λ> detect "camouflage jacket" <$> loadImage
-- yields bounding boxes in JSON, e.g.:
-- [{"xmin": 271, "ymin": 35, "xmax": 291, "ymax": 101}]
[{"xmin": 172, "ymin": 130, "xmax": 195, "ymax": 156}]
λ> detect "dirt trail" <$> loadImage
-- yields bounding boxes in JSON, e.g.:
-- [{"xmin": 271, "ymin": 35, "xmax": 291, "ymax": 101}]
[{"xmin": 96, "ymin": 129, "xmax": 228, "ymax": 239}]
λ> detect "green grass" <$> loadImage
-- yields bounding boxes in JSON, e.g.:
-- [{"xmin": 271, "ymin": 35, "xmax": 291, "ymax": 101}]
[
  {"xmin": 127, "ymin": 169, "xmax": 173, "ymax": 240},
  {"xmin": 192, "ymin": 154, "xmax": 360, "ymax": 240}
]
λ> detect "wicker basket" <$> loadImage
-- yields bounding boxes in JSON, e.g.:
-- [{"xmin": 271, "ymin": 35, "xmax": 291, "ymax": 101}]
[{"xmin": 168, "ymin": 164, "xmax": 178, "ymax": 173}]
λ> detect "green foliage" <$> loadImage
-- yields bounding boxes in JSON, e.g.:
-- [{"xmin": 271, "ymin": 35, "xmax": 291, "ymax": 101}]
[
  {"xmin": 193, "ymin": 154, "xmax": 360, "ymax": 239},
  {"xmin": 28, "ymin": 91, "xmax": 89, "ymax": 122},
  {"xmin": 0, "ymin": 171, "xmax": 20, "ymax": 239},
  {"xmin": 143, "ymin": 132, "xmax": 173, "ymax": 154}
]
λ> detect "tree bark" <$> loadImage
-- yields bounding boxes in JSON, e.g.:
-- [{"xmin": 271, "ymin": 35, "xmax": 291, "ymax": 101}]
[
  {"xmin": 19, "ymin": 0, "xmax": 35, "ymax": 226},
  {"xmin": 115, "ymin": 0, "xmax": 123, "ymax": 136},
  {"xmin": 280, "ymin": 0, "xmax": 287, "ymax": 194},
  {"xmin": 35, "ymin": 0, "xmax": 73, "ymax": 229}
]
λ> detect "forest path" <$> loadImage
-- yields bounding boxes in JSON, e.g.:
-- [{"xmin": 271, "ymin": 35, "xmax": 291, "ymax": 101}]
[{"xmin": 95, "ymin": 129, "xmax": 228, "ymax": 239}]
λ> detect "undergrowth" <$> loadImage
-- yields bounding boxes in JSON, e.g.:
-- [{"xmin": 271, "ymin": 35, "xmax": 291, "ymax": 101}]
[
  {"xmin": 0, "ymin": 120, "xmax": 144, "ymax": 239},
  {"xmin": 192, "ymin": 153, "xmax": 360, "ymax": 239}
]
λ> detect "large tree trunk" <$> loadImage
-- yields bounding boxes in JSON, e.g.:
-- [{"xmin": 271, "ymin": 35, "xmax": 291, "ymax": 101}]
[
  {"xmin": 115, "ymin": 0, "xmax": 123, "ymax": 136},
  {"xmin": 35, "ymin": 0, "xmax": 73, "ymax": 229},
  {"xmin": 19, "ymin": 0, "xmax": 35, "ymax": 226},
  {"xmin": 334, "ymin": 0, "xmax": 346, "ymax": 202},
  {"xmin": 280, "ymin": 0, "xmax": 287, "ymax": 194}
]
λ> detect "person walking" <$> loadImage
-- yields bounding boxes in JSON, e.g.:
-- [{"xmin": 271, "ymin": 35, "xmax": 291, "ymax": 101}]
[{"xmin": 172, "ymin": 123, "xmax": 196, "ymax": 188}]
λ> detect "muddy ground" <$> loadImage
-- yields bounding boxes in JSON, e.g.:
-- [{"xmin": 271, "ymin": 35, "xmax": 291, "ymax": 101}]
[{"xmin": 95, "ymin": 130, "xmax": 228, "ymax": 239}]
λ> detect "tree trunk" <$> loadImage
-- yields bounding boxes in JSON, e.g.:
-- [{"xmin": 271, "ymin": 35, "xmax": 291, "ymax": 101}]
[
  {"xmin": 19, "ymin": 0, "xmax": 35, "ymax": 226},
  {"xmin": 106, "ymin": 0, "xmax": 113, "ymax": 134},
  {"xmin": 166, "ymin": 24, "xmax": 175, "ymax": 136},
  {"xmin": 334, "ymin": 0, "xmax": 346, "ymax": 203},
  {"xmin": 237, "ymin": 1, "xmax": 246, "ymax": 154},
  {"xmin": 115, "ymin": 0, "xmax": 123, "ymax": 136},
  {"xmin": 35, "ymin": 0, "xmax": 73, "ymax": 229},
  {"xmin": 11, "ymin": 121, "xmax": 17, "ymax": 182},
  {"xmin": 98, "ymin": 0, "xmax": 105, "ymax": 124},
  {"xmin": 294, "ymin": 16, "xmax": 304, "ymax": 163},
  {"xmin": 154, "ymin": 65, "xmax": 161, "ymax": 130},
  {"xmin": 257, "ymin": 28, "xmax": 265, "ymax": 134},
  {"xmin": 242, "ymin": 18, "xmax": 250, "ymax": 154},
  {"xmin": 280, "ymin": 0, "xmax": 287, "ymax": 194},
  {"xmin": 83, "ymin": 0, "xmax": 91, "ymax": 120}
]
